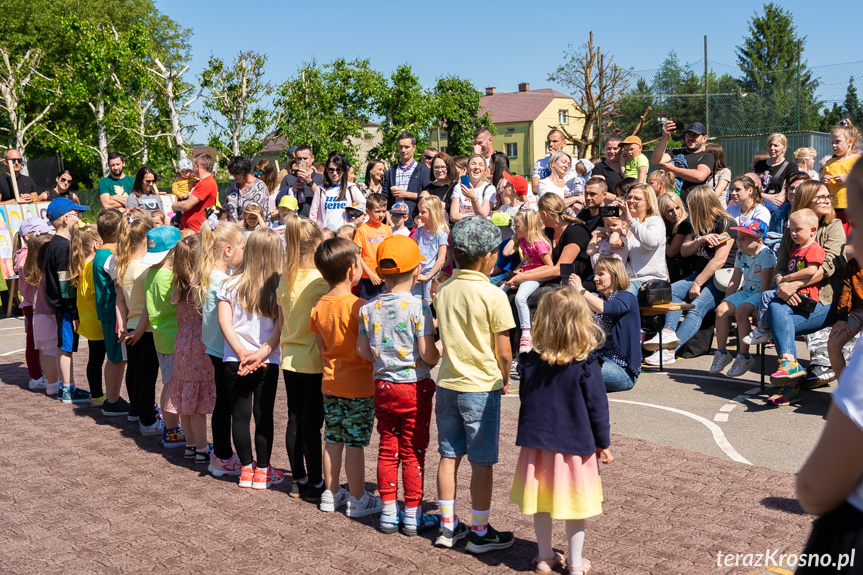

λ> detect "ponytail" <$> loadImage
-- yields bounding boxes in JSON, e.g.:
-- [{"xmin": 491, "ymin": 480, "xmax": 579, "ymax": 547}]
[
  {"xmin": 115, "ymin": 211, "xmax": 153, "ymax": 283},
  {"xmin": 194, "ymin": 221, "xmax": 244, "ymax": 309}
]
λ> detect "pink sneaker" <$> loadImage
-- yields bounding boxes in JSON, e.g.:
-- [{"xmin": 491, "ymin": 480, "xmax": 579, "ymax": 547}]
[
  {"xmin": 252, "ymin": 464, "xmax": 284, "ymax": 490},
  {"xmin": 208, "ymin": 452, "xmax": 242, "ymax": 477}
]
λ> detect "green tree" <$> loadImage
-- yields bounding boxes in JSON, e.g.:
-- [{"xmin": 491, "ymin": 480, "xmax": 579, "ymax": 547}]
[
  {"xmin": 274, "ymin": 58, "xmax": 385, "ymax": 165},
  {"xmin": 371, "ymin": 64, "xmax": 435, "ymax": 165},
  {"xmin": 615, "ymin": 78, "xmax": 658, "ymax": 144},
  {"xmin": 199, "ymin": 51, "xmax": 275, "ymax": 161},
  {"xmin": 819, "ymin": 103, "xmax": 845, "ymax": 132},
  {"xmin": 736, "ymin": 3, "xmax": 820, "ymax": 131},
  {"xmin": 843, "ymin": 77, "xmax": 863, "ymax": 128},
  {"xmin": 432, "ymin": 76, "xmax": 493, "ymax": 157}
]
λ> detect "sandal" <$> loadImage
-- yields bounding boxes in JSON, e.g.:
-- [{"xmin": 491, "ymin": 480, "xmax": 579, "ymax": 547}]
[
  {"xmin": 183, "ymin": 446, "xmax": 196, "ymax": 459},
  {"xmin": 567, "ymin": 558, "xmax": 591, "ymax": 574},
  {"xmin": 533, "ymin": 552, "xmax": 565, "ymax": 574}
]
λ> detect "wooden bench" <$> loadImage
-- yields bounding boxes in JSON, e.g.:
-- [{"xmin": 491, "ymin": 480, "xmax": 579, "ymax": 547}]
[{"xmin": 639, "ymin": 302, "xmax": 696, "ymax": 370}]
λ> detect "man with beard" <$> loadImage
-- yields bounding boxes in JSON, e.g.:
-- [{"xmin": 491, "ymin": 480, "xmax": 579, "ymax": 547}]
[
  {"xmin": 651, "ymin": 121, "xmax": 714, "ymax": 202},
  {"xmin": 98, "ymin": 152, "xmax": 134, "ymax": 210},
  {"xmin": 591, "ymin": 134, "xmax": 625, "ymax": 193}
]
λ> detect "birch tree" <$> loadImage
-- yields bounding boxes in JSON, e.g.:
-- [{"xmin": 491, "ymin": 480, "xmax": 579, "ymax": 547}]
[{"xmin": 148, "ymin": 59, "xmax": 202, "ymax": 162}]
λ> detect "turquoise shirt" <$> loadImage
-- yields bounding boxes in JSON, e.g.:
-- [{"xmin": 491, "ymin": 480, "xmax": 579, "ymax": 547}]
[{"xmin": 203, "ymin": 270, "xmax": 228, "ymax": 358}]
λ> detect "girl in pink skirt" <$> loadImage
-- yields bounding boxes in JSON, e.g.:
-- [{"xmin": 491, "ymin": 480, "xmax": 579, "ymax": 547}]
[
  {"xmin": 510, "ymin": 288, "xmax": 613, "ymax": 574},
  {"xmin": 165, "ymin": 235, "xmax": 216, "ymax": 464}
]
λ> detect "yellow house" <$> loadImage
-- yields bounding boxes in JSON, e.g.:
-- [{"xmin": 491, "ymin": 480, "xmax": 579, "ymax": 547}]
[{"xmin": 429, "ymin": 83, "xmax": 584, "ymax": 177}]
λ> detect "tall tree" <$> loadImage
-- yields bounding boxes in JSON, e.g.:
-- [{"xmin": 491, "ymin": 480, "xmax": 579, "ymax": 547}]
[
  {"xmin": 199, "ymin": 51, "xmax": 275, "ymax": 161},
  {"xmin": 371, "ymin": 64, "xmax": 434, "ymax": 165},
  {"xmin": 548, "ymin": 32, "xmax": 632, "ymax": 157},
  {"xmin": 843, "ymin": 77, "xmax": 863, "ymax": 128},
  {"xmin": 736, "ymin": 3, "xmax": 820, "ymax": 131},
  {"xmin": 431, "ymin": 76, "xmax": 493, "ymax": 157},
  {"xmin": 274, "ymin": 58, "xmax": 384, "ymax": 164}
]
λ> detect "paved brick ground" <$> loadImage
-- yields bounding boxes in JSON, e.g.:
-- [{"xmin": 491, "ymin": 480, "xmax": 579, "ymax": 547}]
[{"xmin": 0, "ymin": 352, "xmax": 814, "ymax": 574}]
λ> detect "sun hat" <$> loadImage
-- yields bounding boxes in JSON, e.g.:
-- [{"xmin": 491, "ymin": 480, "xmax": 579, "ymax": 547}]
[{"xmin": 141, "ymin": 225, "xmax": 182, "ymax": 266}]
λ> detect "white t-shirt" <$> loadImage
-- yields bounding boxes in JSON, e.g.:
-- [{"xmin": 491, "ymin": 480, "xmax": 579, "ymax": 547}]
[
  {"xmin": 726, "ymin": 203, "xmax": 771, "ymax": 228},
  {"xmin": 217, "ymin": 276, "xmax": 280, "ymax": 365},
  {"xmin": 451, "ymin": 182, "xmax": 496, "ymax": 217},
  {"xmin": 536, "ymin": 177, "xmax": 575, "ymax": 198},
  {"xmin": 831, "ymin": 336, "xmax": 863, "ymax": 512},
  {"xmin": 532, "ymin": 156, "xmax": 579, "ymax": 181}
]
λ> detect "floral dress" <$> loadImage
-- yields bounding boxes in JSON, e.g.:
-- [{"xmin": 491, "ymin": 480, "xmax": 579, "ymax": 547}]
[{"xmin": 165, "ymin": 294, "xmax": 216, "ymax": 415}]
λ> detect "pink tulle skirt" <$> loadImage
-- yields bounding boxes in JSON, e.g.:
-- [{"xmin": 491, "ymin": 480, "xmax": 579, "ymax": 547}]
[{"xmin": 510, "ymin": 447, "xmax": 603, "ymax": 520}]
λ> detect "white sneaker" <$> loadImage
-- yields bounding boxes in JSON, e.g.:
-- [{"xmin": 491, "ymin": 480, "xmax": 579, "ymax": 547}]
[
  {"xmin": 642, "ymin": 331, "xmax": 680, "ymax": 351},
  {"xmin": 28, "ymin": 376, "xmax": 46, "ymax": 390},
  {"xmin": 709, "ymin": 351, "xmax": 733, "ymax": 374},
  {"xmin": 742, "ymin": 328, "xmax": 772, "ymax": 346},
  {"xmin": 319, "ymin": 489, "xmax": 348, "ymax": 513},
  {"xmin": 44, "ymin": 381, "xmax": 60, "ymax": 395},
  {"xmin": 644, "ymin": 350, "xmax": 676, "ymax": 366},
  {"xmin": 727, "ymin": 354, "xmax": 755, "ymax": 377},
  {"xmin": 346, "ymin": 491, "xmax": 383, "ymax": 518}
]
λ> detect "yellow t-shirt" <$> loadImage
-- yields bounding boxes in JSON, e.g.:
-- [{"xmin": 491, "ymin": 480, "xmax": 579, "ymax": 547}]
[
  {"xmin": 76, "ymin": 260, "xmax": 102, "ymax": 341},
  {"xmin": 120, "ymin": 260, "xmax": 153, "ymax": 332},
  {"xmin": 435, "ymin": 269, "xmax": 516, "ymax": 392},
  {"xmin": 824, "ymin": 154, "xmax": 861, "ymax": 210},
  {"xmin": 309, "ymin": 293, "xmax": 374, "ymax": 398},
  {"xmin": 278, "ymin": 268, "xmax": 329, "ymax": 374},
  {"xmin": 353, "ymin": 221, "xmax": 392, "ymax": 278}
]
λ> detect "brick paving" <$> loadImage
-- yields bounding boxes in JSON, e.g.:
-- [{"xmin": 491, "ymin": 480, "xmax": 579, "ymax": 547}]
[{"xmin": 0, "ymin": 351, "xmax": 813, "ymax": 574}]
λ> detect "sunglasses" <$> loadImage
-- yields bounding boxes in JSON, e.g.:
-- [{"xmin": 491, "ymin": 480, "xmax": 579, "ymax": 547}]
[
  {"xmin": 423, "ymin": 155, "xmax": 436, "ymax": 160},
  {"xmin": 254, "ymin": 171, "xmax": 263, "ymax": 176},
  {"xmin": 7, "ymin": 158, "xmax": 23, "ymax": 164},
  {"xmin": 144, "ymin": 179, "xmax": 156, "ymax": 184},
  {"xmin": 59, "ymin": 177, "xmax": 72, "ymax": 183}
]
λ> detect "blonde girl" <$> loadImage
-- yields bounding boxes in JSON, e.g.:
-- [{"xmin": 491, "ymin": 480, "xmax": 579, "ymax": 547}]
[
  {"xmin": 25, "ymin": 234, "xmax": 59, "ymax": 393},
  {"xmin": 217, "ymin": 228, "xmax": 285, "ymax": 489},
  {"xmin": 658, "ymin": 192, "xmax": 691, "ymax": 283},
  {"xmin": 196, "ymin": 221, "xmax": 246, "ymax": 477},
  {"xmin": 510, "ymin": 288, "xmax": 611, "ymax": 575},
  {"xmin": 503, "ymin": 208, "xmax": 553, "ymax": 353},
  {"xmin": 823, "ymin": 122, "xmax": 861, "ymax": 235},
  {"xmin": 413, "ymin": 196, "xmax": 450, "ymax": 302},
  {"xmin": 114, "ymin": 214, "xmax": 163, "ymax": 436},
  {"xmin": 165, "ymin": 235, "xmax": 217, "ymax": 463},
  {"xmin": 278, "ymin": 217, "xmax": 328, "ymax": 500},
  {"xmin": 73, "ymin": 224, "xmax": 106, "ymax": 406},
  {"xmin": 14, "ymin": 218, "xmax": 52, "ymax": 389}
]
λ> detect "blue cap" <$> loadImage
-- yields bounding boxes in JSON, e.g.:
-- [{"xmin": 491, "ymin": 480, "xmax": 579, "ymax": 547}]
[
  {"xmin": 730, "ymin": 219, "xmax": 768, "ymax": 239},
  {"xmin": 141, "ymin": 225, "xmax": 182, "ymax": 265},
  {"xmin": 46, "ymin": 197, "xmax": 88, "ymax": 221}
]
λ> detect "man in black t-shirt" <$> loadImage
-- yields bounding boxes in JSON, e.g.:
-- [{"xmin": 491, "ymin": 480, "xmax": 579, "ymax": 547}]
[
  {"xmin": 575, "ymin": 177, "xmax": 608, "ymax": 233},
  {"xmin": 651, "ymin": 121, "xmax": 714, "ymax": 202},
  {"xmin": 0, "ymin": 149, "xmax": 38, "ymax": 202},
  {"xmin": 591, "ymin": 134, "xmax": 624, "ymax": 193}
]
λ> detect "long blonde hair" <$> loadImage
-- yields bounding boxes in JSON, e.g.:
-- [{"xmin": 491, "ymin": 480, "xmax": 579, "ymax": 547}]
[
  {"xmin": 514, "ymin": 208, "xmax": 549, "ymax": 248},
  {"xmin": 171, "ymin": 234, "xmax": 198, "ymax": 303},
  {"xmin": 658, "ymin": 192, "xmax": 689, "ymax": 235},
  {"xmin": 224, "ymin": 228, "xmax": 283, "ymax": 319},
  {"xmin": 23, "ymin": 234, "xmax": 52, "ymax": 287},
  {"xmin": 532, "ymin": 288, "xmax": 604, "ymax": 364},
  {"xmin": 194, "ymin": 221, "xmax": 245, "ymax": 309},
  {"xmin": 115, "ymin": 212, "xmax": 153, "ymax": 283},
  {"xmin": 283, "ymin": 216, "xmax": 324, "ymax": 301},
  {"xmin": 417, "ymin": 195, "xmax": 449, "ymax": 235},
  {"xmin": 685, "ymin": 185, "xmax": 735, "ymax": 237},
  {"xmin": 537, "ymin": 192, "xmax": 581, "ymax": 224},
  {"xmin": 69, "ymin": 223, "xmax": 100, "ymax": 287}
]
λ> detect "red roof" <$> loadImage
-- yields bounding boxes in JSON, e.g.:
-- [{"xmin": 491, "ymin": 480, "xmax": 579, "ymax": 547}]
[{"xmin": 481, "ymin": 88, "xmax": 574, "ymax": 124}]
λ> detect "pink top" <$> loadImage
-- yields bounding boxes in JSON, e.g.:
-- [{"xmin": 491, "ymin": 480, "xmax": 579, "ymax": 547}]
[
  {"xmin": 520, "ymin": 237, "xmax": 551, "ymax": 271},
  {"xmin": 33, "ymin": 277, "xmax": 53, "ymax": 315},
  {"xmin": 14, "ymin": 248, "xmax": 34, "ymax": 307}
]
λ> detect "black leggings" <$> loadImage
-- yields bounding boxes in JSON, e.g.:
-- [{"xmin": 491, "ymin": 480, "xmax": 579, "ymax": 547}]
[
  {"xmin": 208, "ymin": 355, "xmax": 233, "ymax": 460},
  {"xmin": 283, "ymin": 370, "xmax": 324, "ymax": 484},
  {"xmin": 86, "ymin": 340, "xmax": 106, "ymax": 398},
  {"xmin": 225, "ymin": 362, "xmax": 279, "ymax": 468},
  {"xmin": 126, "ymin": 331, "xmax": 159, "ymax": 426}
]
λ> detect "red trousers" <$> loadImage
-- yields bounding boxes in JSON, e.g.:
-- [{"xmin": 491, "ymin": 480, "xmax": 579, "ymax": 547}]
[
  {"xmin": 23, "ymin": 306, "xmax": 42, "ymax": 380},
  {"xmin": 375, "ymin": 378, "xmax": 435, "ymax": 506}
]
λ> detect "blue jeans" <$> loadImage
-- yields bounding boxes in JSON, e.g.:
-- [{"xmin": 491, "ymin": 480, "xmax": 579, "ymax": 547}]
[
  {"xmin": 663, "ymin": 273, "xmax": 723, "ymax": 349},
  {"xmin": 767, "ymin": 298, "xmax": 835, "ymax": 359},
  {"xmin": 507, "ymin": 280, "xmax": 541, "ymax": 329},
  {"xmin": 625, "ymin": 278, "xmax": 644, "ymax": 298},
  {"xmin": 602, "ymin": 361, "xmax": 636, "ymax": 392}
]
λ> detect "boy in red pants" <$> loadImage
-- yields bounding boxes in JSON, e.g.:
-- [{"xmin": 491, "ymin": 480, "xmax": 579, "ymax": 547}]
[{"xmin": 356, "ymin": 236, "xmax": 441, "ymax": 535}]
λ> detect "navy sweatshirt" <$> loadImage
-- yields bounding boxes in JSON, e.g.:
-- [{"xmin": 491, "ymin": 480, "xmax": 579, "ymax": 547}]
[{"xmin": 44, "ymin": 235, "xmax": 78, "ymax": 320}]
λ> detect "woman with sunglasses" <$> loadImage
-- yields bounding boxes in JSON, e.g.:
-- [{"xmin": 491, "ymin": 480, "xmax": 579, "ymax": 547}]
[
  {"xmin": 125, "ymin": 167, "xmax": 164, "ymax": 213},
  {"xmin": 41, "ymin": 170, "xmax": 80, "ymax": 204},
  {"xmin": 308, "ymin": 152, "xmax": 364, "ymax": 232}
]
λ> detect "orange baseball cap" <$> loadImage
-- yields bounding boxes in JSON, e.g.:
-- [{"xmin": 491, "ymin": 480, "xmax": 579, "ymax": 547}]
[{"xmin": 376, "ymin": 235, "xmax": 426, "ymax": 275}]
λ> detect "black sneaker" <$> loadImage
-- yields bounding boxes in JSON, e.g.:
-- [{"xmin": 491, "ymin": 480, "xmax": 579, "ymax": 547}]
[
  {"xmin": 304, "ymin": 482, "xmax": 325, "ymax": 504},
  {"xmin": 289, "ymin": 479, "xmax": 309, "ymax": 499},
  {"xmin": 434, "ymin": 521, "xmax": 469, "ymax": 548},
  {"xmin": 102, "ymin": 398, "xmax": 131, "ymax": 417},
  {"xmin": 126, "ymin": 405, "xmax": 139, "ymax": 422},
  {"xmin": 465, "ymin": 524, "xmax": 515, "ymax": 554},
  {"xmin": 803, "ymin": 364, "xmax": 836, "ymax": 389}
]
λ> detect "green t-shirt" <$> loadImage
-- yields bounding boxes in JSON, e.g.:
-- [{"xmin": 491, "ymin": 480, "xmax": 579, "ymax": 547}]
[
  {"xmin": 144, "ymin": 267, "xmax": 177, "ymax": 354},
  {"xmin": 624, "ymin": 153, "xmax": 649, "ymax": 179},
  {"xmin": 99, "ymin": 174, "xmax": 134, "ymax": 197}
]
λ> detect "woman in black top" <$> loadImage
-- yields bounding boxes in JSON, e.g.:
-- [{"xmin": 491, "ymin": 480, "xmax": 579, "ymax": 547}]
[
  {"xmin": 40, "ymin": 170, "xmax": 79, "ymax": 204},
  {"xmin": 421, "ymin": 152, "xmax": 460, "ymax": 209},
  {"xmin": 753, "ymin": 132, "xmax": 800, "ymax": 214}
]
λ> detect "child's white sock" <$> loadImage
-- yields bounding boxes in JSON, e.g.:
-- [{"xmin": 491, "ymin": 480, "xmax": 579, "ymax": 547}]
[
  {"xmin": 61, "ymin": 382, "xmax": 70, "ymax": 391},
  {"xmin": 471, "ymin": 508, "xmax": 490, "ymax": 537},
  {"xmin": 522, "ymin": 328, "xmax": 531, "ymax": 336},
  {"xmin": 404, "ymin": 505, "xmax": 420, "ymax": 521},
  {"xmin": 439, "ymin": 498, "xmax": 456, "ymax": 529},
  {"xmin": 382, "ymin": 500, "xmax": 398, "ymax": 517}
]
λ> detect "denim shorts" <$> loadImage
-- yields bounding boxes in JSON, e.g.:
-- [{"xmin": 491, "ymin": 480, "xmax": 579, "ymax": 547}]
[
  {"xmin": 723, "ymin": 290, "xmax": 761, "ymax": 311},
  {"xmin": 435, "ymin": 386, "xmax": 501, "ymax": 466},
  {"xmin": 323, "ymin": 394, "xmax": 375, "ymax": 448},
  {"xmin": 56, "ymin": 311, "xmax": 79, "ymax": 353}
]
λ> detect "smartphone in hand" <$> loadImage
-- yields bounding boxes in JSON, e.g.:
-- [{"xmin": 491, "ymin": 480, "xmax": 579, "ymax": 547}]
[{"xmin": 460, "ymin": 175, "xmax": 471, "ymax": 188}]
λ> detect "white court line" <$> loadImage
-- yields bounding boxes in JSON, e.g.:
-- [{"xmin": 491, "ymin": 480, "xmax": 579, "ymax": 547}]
[
  {"xmin": 714, "ymin": 413, "xmax": 729, "ymax": 422},
  {"xmin": 0, "ymin": 348, "xmax": 25, "ymax": 356},
  {"xmin": 609, "ymin": 398, "xmax": 752, "ymax": 465}
]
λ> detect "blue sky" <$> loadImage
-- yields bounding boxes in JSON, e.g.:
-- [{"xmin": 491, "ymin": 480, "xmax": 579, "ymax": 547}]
[{"xmin": 155, "ymin": 0, "xmax": 859, "ymax": 142}]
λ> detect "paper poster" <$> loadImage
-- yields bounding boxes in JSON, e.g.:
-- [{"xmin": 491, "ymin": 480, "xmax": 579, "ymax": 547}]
[
  {"xmin": 1, "ymin": 257, "xmax": 14, "ymax": 278},
  {"xmin": 161, "ymin": 194, "xmax": 176, "ymax": 219},
  {"xmin": 4, "ymin": 203, "xmax": 23, "ymax": 233},
  {"xmin": 0, "ymin": 229, "xmax": 11, "ymax": 259},
  {"xmin": 35, "ymin": 202, "xmax": 49, "ymax": 222},
  {"xmin": 20, "ymin": 202, "xmax": 38, "ymax": 221}
]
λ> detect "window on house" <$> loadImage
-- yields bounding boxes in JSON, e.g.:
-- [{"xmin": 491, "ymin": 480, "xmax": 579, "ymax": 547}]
[
  {"xmin": 559, "ymin": 110, "xmax": 569, "ymax": 124},
  {"xmin": 506, "ymin": 143, "xmax": 518, "ymax": 159},
  {"xmin": 506, "ymin": 128, "xmax": 515, "ymax": 133},
  {"xmin": 440, "ymin": 131, "xmax": 448, "ymax": 139}
]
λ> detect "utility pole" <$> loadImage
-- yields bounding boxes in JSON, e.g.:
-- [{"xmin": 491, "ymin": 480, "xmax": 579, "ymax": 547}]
[{"xmin": 598, "ymin": 53, "xmax": 603, "ymax": 157}]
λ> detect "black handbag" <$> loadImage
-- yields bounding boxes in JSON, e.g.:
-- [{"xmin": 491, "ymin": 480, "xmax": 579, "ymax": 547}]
[{"xmin": 637, "ymin": 279, "xmax": 672, "ymax": 307}]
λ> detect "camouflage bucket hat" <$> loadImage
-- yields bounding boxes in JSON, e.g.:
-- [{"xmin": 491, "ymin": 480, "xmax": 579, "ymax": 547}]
[{"xmin": 451, "ymin": 216, "xmax": 501, "ymax": 259}]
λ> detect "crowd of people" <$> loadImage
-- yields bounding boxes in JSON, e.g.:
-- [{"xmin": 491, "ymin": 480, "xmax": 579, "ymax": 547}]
[{"xmin": 5, "ymin": 118, "xmax": 863, "ymax": 573}]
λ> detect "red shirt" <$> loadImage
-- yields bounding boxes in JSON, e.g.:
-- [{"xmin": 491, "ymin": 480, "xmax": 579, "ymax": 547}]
[
  {"xmin": 181, "ymin": 175, "xmax": 217, "ymax": 232},
  {"xmin": 787, "ymin": 242, "xmax": 825, "ymax": 301}
]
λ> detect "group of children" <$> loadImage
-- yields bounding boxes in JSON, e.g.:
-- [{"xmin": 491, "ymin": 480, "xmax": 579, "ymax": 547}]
[{"xmin": 13, "ymin": 193, "xmax": 611, "ymax": 574}]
